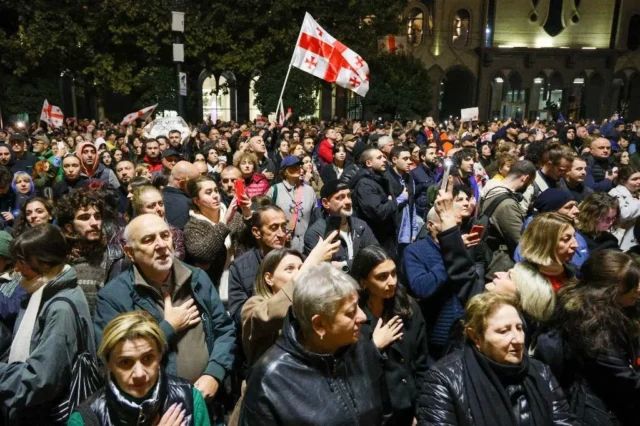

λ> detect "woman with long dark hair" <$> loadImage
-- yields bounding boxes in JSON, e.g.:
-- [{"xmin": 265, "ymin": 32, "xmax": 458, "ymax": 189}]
[
  {"xmin": 535, "ymin": 250, "xmax": 640, "ymax": 425},
  {"xmin": 351, "ymin": 245, "xmax": 429, "ymax": 426}
]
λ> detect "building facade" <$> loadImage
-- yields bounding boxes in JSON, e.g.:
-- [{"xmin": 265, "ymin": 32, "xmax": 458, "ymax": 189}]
[{"xmin": 405, "ymin": 0, "xmax": 640, "ymax": 121}]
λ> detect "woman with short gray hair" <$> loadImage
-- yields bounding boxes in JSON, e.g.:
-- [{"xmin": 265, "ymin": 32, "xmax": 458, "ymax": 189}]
[{"xmin": 240, "ymin": 263, "xmax": 387, "ymax": 425}]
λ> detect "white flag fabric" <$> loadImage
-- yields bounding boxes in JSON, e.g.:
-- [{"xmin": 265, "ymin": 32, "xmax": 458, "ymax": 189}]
[
  {"xmin": 291, "ymin": 12, "xmax": 370, "ymax": 97},
  {"xmin": 121, "ymin": 104, "xmax": 157, "ymax": 126},
  {"xmin": 40, "ymin": 99, "xmax": 64, "ymax": 128},
  {"xmin": 210, "ymin": 96, "xmax": 218, "ymax": 124}
]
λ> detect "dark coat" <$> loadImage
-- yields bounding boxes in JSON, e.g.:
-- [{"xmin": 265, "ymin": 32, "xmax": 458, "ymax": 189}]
[
  {"xmin": 227, "ymin": 247, "xmax": 263, "ymax": 328},
  {"xmin": 0, "ymin": 266, "xmax": 95, "ymax": 425},
  {"xmin": 350, "ymin": 167, "xmax": 398, "ymax": 255},
  {"xmin": 583, "ymin": 154, "xmax": 614, "ymax": 192},
  {"xmin": 360, "ymin": 299, "xmax": 430, "ymax": 415},
  {"xmin": 402, "ymin": 226, "xmax": 480, "ymax": 357},
  {"xmin": 416, "ymin": 349, "xmax": 576, "ymax": 426},
  {"xmin": 240, "ymin": 310, "xmax": 387, "ymax": 426},
  {"xmin": 162, "ymin": 185, "xmax": 192, "ymax": 229},
  {"xmin": 411, "ymin": 163, "xmax": 438, "ymax": 218},
  {"xmin": 303, "ymin": 215, "xmax": 378, "ymax": 267},
  {"xmin": 94, "ymin": 261, "xmax": 235, "ymax": 383},
  {"xmin": 535, "ymin": 325, "xmax": 640, "ymax": 425}
]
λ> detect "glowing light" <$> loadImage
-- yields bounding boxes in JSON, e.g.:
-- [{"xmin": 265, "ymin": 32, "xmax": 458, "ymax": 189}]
[
  {"xmin": 533, "ymin": 77, "xmax": 543, "ymax": 84},
  {"xmin": 581, "ymin": 47, "xmax": 597, "ymax": 50},
  {"xmin": 573, "ymin": 78, "xmax": 585, "ymax": 84},
  {"xmin": 494, "ymin": 77, "xmax": 504, "ymax": 83}
]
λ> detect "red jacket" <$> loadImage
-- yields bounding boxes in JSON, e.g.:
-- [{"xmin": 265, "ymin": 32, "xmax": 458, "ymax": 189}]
[
  {"xmin": 317, "ymin": 138, "xmax": 334, "ymax": 165},
  {"xmin": 143, "ymin": 155, "xmax": 164, "ymax": 173}
]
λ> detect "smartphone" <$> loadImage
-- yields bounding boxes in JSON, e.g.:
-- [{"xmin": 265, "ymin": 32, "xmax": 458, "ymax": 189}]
[
  {"xmin": 325, "ymin": 215, "xmax": 342, "ymax": 239},
  {"xmin": 440, "ymin": 158, "xmax": 453, "ymax": 191},
  {"xmin": 219, "ymin": 155, "xmax": 228, "ymax": 163},
  {"xmin": 469, "ymin": 224, "xmax": 485, "ymax": 239},
  {"xmin": 234, "ymin": 179, "xmax": 246, "ymax": 200}
]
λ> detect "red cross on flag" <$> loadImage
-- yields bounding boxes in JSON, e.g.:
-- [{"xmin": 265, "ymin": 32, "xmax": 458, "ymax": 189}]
[
  {"xmin": 121, "ymin": 104, "xmax": 158, "ymax": 126},
  {"xmin": 40, "ymin": 99, "xmax": 64, "ymax": 128},
  {"xmin": 291, "ymin": 13, "xmax": 370, "ymax": 97}
]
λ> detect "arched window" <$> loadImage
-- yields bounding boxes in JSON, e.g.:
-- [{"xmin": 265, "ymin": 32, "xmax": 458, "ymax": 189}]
[
  {"xmin": 452, "ymin": 9, "xmax": 470, "ymax": 47},
  {"xmin": 407, "ymin": 8, "xmax": 424, "ymax": 45},
  {"xmin": 628, "ymin": 15, "xmax": 640, "ymax": 51}
]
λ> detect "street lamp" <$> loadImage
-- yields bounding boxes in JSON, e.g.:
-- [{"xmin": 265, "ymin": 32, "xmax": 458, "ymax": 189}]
[{"xmin": 172, "ymin": 10, "xmax": 185, "ymax": 117}]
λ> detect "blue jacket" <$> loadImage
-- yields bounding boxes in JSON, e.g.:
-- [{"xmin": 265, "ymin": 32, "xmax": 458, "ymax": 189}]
[
  {"xmin": 411, "ymin": 164, "xmax": 438, "ymax": 218},
  {"xmin": 94, "ymin": 261, "xmax": 235, "ymax": 383},
  {"xmin": 402, "ymin": 226, "xmax": 479, "ymax": 353},
  {"xmin": 514, "ymin": 217, "xmax": 590, "ymax": 270}
]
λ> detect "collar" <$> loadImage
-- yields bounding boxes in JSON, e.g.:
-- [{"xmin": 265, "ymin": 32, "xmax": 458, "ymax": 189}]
[{"xmin": 133, "ymin": 259, "xmax": 192, "ymax": 297}]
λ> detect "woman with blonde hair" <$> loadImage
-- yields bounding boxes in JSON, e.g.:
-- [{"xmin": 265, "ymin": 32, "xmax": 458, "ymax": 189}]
[
  {"xmin": 487, "ymin": 212, "xmax": 578, "ymax": 338},
  {"xmin": 575, "ymin": 192, "xmax": 619, "ymax": 252},
  {"xmin": 68, "ymin": 311, "xmax": 210, "ymax": 425}
]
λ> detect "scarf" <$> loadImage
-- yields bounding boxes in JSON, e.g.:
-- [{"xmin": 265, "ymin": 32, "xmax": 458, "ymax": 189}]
[
  {"xmin": 462, "ymin": 343, "xmax": 553, "ymax": 426},
  {"xmin": 9, "ymin": 264, "xmax": 70, "ymax": 363}
]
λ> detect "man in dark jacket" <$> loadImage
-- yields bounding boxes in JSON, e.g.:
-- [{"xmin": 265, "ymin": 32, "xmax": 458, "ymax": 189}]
[
  {"xmin": 8, "ymin": 133, "xmax": 36, "ymax": 174},
  {"xmin": 411, "ymin": 145, "xmax": 439, "ymax": 218},
  {"xmin": 402, "ymin": 191, "xmax": 480, "ymax": 360},
  {"xmin": 227, "ymin": 204, "xmax": 288, "ymax": 327},
  {"xmin": 162, "ymin": 160, "xmax": 199, "ymax": 229},
  {"xmin": 94, "ymin": 214, "xmax": 235, "ymax": 420},
  {"xmin": 304, "ymin": 180, "xmax": 378, "ymax": 269},
  {"xmin": 351, "ymin": 148, "xmax": 399, "ymax": 256},
  {"xmin": 583, "ymin": 137, "xmax": 616, "ymax": 192}
]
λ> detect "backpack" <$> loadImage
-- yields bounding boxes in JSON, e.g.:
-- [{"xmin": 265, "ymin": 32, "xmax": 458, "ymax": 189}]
[
  {"xmin": 43, "ymin": 297, "xmax": 103, "ymax": 424},
  {"xmin": 474, "ymin": 189, "xmax": 518, "ymax": 245}
]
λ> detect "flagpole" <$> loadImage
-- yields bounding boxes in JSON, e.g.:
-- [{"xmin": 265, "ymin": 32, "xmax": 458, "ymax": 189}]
[{"xmin": 275, "ymin": 14, "xmax": 306, "ymax": 122}]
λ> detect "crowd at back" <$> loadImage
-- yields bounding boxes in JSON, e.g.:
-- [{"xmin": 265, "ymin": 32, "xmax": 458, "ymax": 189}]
[{"xmin": 0, "ymin": 115, "xmax": 639, "ymax": 425}]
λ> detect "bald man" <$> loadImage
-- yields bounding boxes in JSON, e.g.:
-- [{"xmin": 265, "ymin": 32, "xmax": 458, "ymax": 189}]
[
  {"xmin": 162, "ymin": 160, "xmax": 199, "ymax": 229},
  {"xmin": 94, "ymin": 214, "xmax": 235, "ymax": 411},
  {"xmin": 584, "ymin": 137, "xmax": 617, "ymax": 192}
]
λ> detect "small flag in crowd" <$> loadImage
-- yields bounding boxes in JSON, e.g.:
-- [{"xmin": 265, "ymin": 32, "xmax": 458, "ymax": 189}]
[
  {"xmin": 291, "ymin": 12, "xmax": 370, "ymax": 97},
  {"xmin": 40, "ymin": 99, "xmax": 64, "ymax": 128},
  {"xmin": 278, "ymin": 100, "xmax": 293, "ymax": 126},
  {"xmin": 121, "ymin": 104, "xmax": 158, "ymax": 126}
]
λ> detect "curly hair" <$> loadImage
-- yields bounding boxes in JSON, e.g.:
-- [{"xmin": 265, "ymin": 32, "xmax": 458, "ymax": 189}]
[
  {"xmin": 555, "ymin": 250, "xmax": 640, "ymax": 358},
  {"xmin": 12, "ymin": 196, "xmax": 54, "ymax": 237},
  {"xmin": 576, "ymin": 192, "xmax": 619, "ymax": 236},
  {"xmin": 56, "ymin": 187, "xmax": 105, "ymax": 230}
]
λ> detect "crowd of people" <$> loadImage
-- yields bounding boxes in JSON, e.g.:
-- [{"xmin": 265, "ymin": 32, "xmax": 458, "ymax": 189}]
[{"xmin": 0, "ymin": 113, "xmax": 639, "ymax": 425}]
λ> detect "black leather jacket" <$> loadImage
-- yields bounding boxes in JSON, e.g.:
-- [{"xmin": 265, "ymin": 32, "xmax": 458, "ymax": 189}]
[
  {"xmin": 76, "ymin": 373, "xmax": 194, "ymax": 426},
  {"xmin": 416, "ymin": 350, "xmax": 577, "ymax": 426},
  {"xmin": 240, "ymin": 310, "xmax": 387, "ymax": 425}
]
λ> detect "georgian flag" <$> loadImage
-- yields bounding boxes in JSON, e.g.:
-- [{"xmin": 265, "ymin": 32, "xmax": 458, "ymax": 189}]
[
  {"xmin": 291, "ymin": 13, "xmax": 370, "ymax": 97},
  {"xmin": 121, "ymin": 104, "xmax": 157, "ymax": 126},
  {"xmin": 40, "ymin": 99, "xmax": 64, "ymax": 128}
]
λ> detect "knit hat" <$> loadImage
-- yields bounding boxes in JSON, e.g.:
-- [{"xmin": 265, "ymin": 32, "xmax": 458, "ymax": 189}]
[
  {"xmin": 0, "ymin": 231, "xmax": 12, "ymax": 259},
  {"xmin": 183, "ymin": 219, "xmax": 230, "ymax": 265},
  {"xmin": 533, "ymin": 188, "xmax": 574, "ymax": 213}
]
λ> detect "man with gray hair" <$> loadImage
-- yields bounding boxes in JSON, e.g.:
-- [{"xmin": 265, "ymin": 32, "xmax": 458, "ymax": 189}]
[
  {"xmin": 377, "ymin": 135, "xmax": 395, "ymax": 157},
  {"xmin": 94, "ymin": 214, "xmax": 235, "ymax": 422}
]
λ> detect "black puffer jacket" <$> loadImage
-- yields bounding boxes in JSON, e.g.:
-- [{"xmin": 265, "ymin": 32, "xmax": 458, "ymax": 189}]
[
  {"xmin": 416, "ymin": 350, "xmax": 576, "ymax": 426},
  {"xmin": 240, "ymin": 310, "xmax": 387, "ymax": 425},
  {"xmin": 75, "ymin": 373, "xmax": 194, "ymax": 426}
]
